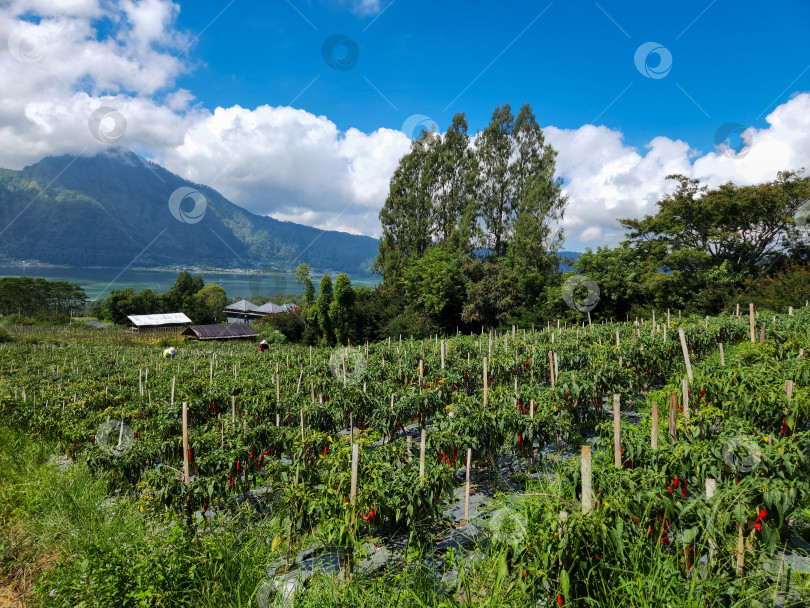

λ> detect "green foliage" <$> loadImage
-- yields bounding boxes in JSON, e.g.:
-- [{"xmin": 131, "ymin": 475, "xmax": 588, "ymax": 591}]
[
  {"xmin": 0, "ymin": 276, "xmax": 86, "ymax": 317},
  {"xmin": 401, "ymin": 247, "xmax": 465, "ymax": 319},
  {"xmin": 317, "ymin": 274, "xmax": 335, "ymax": 345},
  {"xmin": 296, "ymin": 263, "xmax": 316, "ymax": 305},
  {"xmin": 329, "ymin": 273, "xmax": 356, "ymax": 345}
]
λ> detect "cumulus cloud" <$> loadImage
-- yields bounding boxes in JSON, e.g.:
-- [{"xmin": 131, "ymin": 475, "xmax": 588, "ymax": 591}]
[
  {"xmin": 0, "ymin": 0, "xmax": 808, "ymax": 247},
  {"xmin": 547, "ymin": 92, "xmax": 810, "ymax": 251}
]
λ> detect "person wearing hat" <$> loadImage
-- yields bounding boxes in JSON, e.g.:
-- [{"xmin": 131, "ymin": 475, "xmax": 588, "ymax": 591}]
[
  {"xmin": 257, "ymin": 340, "xmax": 269, "ymax": 353},
  {"xmin": 163, "ymin": 346, "xmax": 177, "ymax": 359}
]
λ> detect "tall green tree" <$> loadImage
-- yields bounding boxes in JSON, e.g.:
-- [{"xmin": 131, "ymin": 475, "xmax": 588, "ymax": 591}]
[
  {"xmin": 475, "ymin": 103, "xmax": 566, "ymax": 259},
  {"xmin": 193, "ymin": 283, "xmax": 228, "ymax": 323},
  {"xmin": 295, "ymin": 263, "xmax": 315, "ymax": 306},
  {"xmin": 375, "ymin": 131, "xmax": 437, "ymax": 282},
  {"xmin": 620, "ymin": 170, "xmax": 810, "ymax": 274},
  {"xmin": 401, "ymin": 247, "xmax": 465, "ymax": 321},
  {"xmin": 316, "ymin": 274, "xmax": 335, "ymax": 345},
  {"xmin": 429, "ymin": 113, "xmax": 477, "ymax": 254},
  {"xmin": 329, "ymin": 273, "xmax": 356, "ymax": 345}
]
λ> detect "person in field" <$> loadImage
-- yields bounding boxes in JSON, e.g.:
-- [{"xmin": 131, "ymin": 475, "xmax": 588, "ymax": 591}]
[
  {"xmin": 257, "ymin": 340, "xmax": 269, "ymax": 353},
  {"xmin": 163, "ymin": 346, "xmax": 176, "ymax": 359}
]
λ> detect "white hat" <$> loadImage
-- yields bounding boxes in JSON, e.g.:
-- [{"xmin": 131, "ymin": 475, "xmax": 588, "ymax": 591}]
[{"xmin": 260, "ymin": 340, "xmax": 268, "ymax": 345}]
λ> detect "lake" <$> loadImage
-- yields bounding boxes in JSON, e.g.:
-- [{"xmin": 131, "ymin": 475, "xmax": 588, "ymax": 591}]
[{"xmin": 0, "ymin": 265, "xmax": 379, "ymax": 301}]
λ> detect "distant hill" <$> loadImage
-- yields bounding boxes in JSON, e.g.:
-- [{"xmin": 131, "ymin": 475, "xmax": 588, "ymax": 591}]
[{"xmin": 0, "ymin": 151, "xmax": 379, "ymax": 275}]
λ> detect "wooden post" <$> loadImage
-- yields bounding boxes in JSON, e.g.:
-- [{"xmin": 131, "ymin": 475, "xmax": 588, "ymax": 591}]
[
  {"xmin": 441, "ymin": 339, "xmax": 445, "ymax": 370},
  {"xmin": 581, "ymin": 446, "xmax": 593, "ymax": 514},
  {"xmin": 613, "ymin": 394, "xmax": 621, "ymax": 468},
  {"xmin": 464, "ymin": 448, "xmax": 472, "ymax": 521},
  {"xmin": 678, "ymin": 327, "xmax": 693, "ymax": 380},
  {"xmin": 483, "ymin": 357, "xmax": 488, "ymax": 406},
  {"xmin": 419, "ymin": 428, "xmax": 427, "ymax": 480},
  {"xmin": 706, "ymin": 478, "xmax": 716, "ymax": 565},
  {"xmin": 210, "ymin": 355, "xmax": 213, "ymax": 383},
  {"xmin": 749, "ymin": 303, "xmax": 755, "ymax": 342},
  {"xmin": 300, "ymin": 409, "xmax": 305, "ymax": 442},
  {"xmin": 530, "ymin": 399, "xmax": 534, "ymax": 420},
  {"xmin": 682, "ymin": 378, "xmax": 690, "ymax": 424},
  {"xmin": 547, "ymin": 351, "xmax": 554, "ymax": 386},
  {"xmin": 182, "ymin": 401, "xmax": 190, "ymax": 484},
  {"xmin": 231, "ymin": 395, "xmax": 235, "ymax": 424},
  {"xmin": 171, "ymin": 376, "xmax": 175, "ymax": 407},
  {"xmin": 736, "ymin": 524, "xmax": 745, "ymax": 577},
  {"xmin": 350, "ymin": 443, "xmax": 359, "ymax": 506},
  {"xmin": 760, "ymin": 324, "xmax": 766, "ymax": 344},
  {"xmin": 651, "ymin": 401, "xmax": 658, "ymax": 449},
  {"xmin": 669, "ymin": 391, "xmax": 677, "ymax": 441},
  {"xmin": 719, "ymin": 343, "xmax": 725, "ymax": 366}
]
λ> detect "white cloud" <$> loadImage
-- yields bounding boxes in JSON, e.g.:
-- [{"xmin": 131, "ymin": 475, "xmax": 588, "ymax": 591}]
[
  {"xmin": 547, "ymin": 92, "xmax": 810, "ymax": 251},
  {"xmin": 0, "ymin": 1, "xmax": 808, "ymax": 249}
]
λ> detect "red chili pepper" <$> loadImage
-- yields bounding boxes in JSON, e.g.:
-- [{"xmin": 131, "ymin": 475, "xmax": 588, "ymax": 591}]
[
  {"xmin": 557, "ymin": 593, "xmax": 564, "ymax": 606},
  {"xmin": 759, "ymin": 509, "xmax": 767, "ymax": 519},
  {"xmin": 362, "ymin": 507, "xmax": 375, "ymax": 522}
]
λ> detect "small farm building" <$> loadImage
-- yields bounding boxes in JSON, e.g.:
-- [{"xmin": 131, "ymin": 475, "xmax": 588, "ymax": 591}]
[
  {"xmin": 182, "ymin": 323, "xmax": 259, "ymax": 341},
  {"xmin": 126, "ymin": 313, "xmax": 192, "ymax": 333}
]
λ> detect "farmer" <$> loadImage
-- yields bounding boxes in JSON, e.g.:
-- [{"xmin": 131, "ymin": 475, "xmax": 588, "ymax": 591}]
[
  {"xmin": 162, "ymin": 346, "xmax": 177, "ymax": 359},
  {"xmin": 257, "ymin": 340, "xmax": 269, "ymax": 353}
]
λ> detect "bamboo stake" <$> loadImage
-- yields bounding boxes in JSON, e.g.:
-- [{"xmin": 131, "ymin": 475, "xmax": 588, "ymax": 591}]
[
  {"xmin": 464, "ymin": 448, "xmax": 472, "ymax": 521},
  {"xmin": 719, "ymin": 343, "xmax": 725, "ymax": 366},
  {"xmin": 350, "ymin": 443, "xmax": 359, "ymax": 505},
  {"xmin": 749, "ymin": 303, "xmax": 755, "ymax": 342},
  {"xmin": 419, "ymin": 428, "xmax": 427, "ymax": 481},
  {"xmin": 581, "ymin": 446, "xmax": 593, "ymax": 514},
  {"xmin": 669, "ymin": 391, "xmax": 677, "ymax": 441},
  {"xmin": 483, "ymin": 357, "xmax": 488, "ymax": 407},
  {"xmin": 613, "ymin": 394, "xmax": 621, "ymax": 468},
  {"xmin": 182, "ymin": 401, "xmax": 190, "ymax": 484},
  {"xmin": 682, "ymin": 378, "xmax": 690, "ymax": 424},
  {"xmin": 231, "ymin": 395, "xmax": 235, "ymax": 424},
  {"xmin": 678, "ymin": 327, "xmax": 693, "ymax": 380},
  {"xmin": 706, "ymin": 478, "xmax": 716, "ymax": 565},
  {"xmin": 651, "ymin": 401, "xmax": 658, "ymax": 449}
]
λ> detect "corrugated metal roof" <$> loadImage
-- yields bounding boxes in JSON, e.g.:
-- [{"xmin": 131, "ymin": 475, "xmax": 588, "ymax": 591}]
[
  {"xmin": 127, "ymin": 313, "xmax": 192, "ymax": 326},
  {"xmin": 224, "ymin": 299, "xmax": 260, "ymax": 312},
  {"xmin": 182, "ymin": 323, "xmax": 259, "ymax": 340},
  {"xmin": 256, "ymin": 302, "xmax": 298, "ymax": 314}
]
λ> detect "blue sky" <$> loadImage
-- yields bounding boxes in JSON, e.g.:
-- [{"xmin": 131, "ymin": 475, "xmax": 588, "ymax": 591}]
[
  {"xmin": 175, "ymin": 0, "xmax": 810, "ymax": 156},
  {"xmin": 2, "ymin": 0, "xmax": 809, "ymax": 251}
]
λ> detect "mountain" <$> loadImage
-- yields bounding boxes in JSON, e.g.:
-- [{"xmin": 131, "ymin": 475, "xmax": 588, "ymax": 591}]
[{"xmin": 0, "ymin": 150, "xmax": 379, "ymax": 275}]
